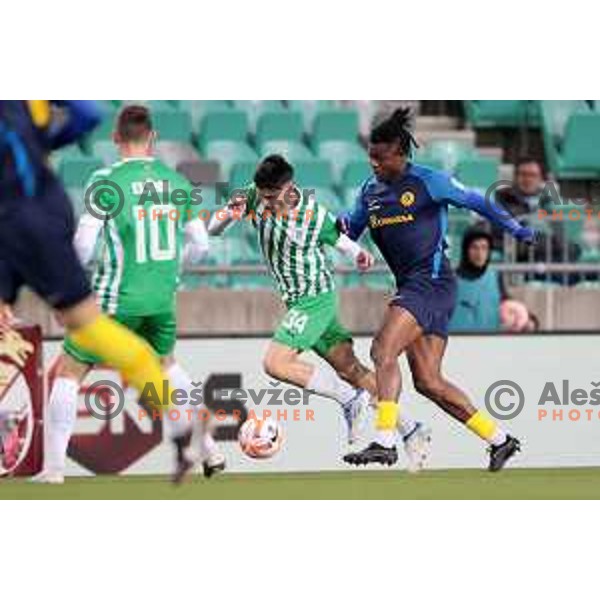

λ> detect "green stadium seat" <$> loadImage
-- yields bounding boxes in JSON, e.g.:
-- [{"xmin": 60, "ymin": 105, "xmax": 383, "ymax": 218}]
[
  {"xmin": 307, "ymin": 187, "xmax": 343, "ymax": 212},
  {"xmin": 178, "ymin": 101, "xmax": 233, "ymax": 135},
  {"xmin": 464, "ymin": 101, "xmax": 540, "ymax": 128},
  {"xmin": 317, "ymin": 141, "xmax": 367, "ymax": 183},
  {"xmin": 287, "ymin": 100, "xmax": 336, "ymax": 131},
  {"xmin": 229, "ymin": 161, "xmax": 258, "ymax": 189},
  {"xmin": 293, "ymin": 159, "xmax": 333, "ymax": 188},
  {"xmin": 259, "ymin": 140, "xmax": 314, "ymax": 162},
  {"xmin": 255, "ymin": 111, "xmax": 304, "ymax": 147},
  {"xmin": 418, "ymin": 140, "xmax": 476, "ymax": 171},
  {"xmin": 540, "ymin": 100, "xmax": 590, "ymax": 173},
  {"xmin": 232, "ymin": 101, "xmax": 285, "ymax": 131},
  {"xmin": 58, "ymin": 156, "xmax": 104, "ymax": 188},
  {"xmin": 152, "ymin": 109, "xmax": 192, "ymax": 142},
  {"xmin": 341, "ymin": 161, "xmax": 371, "ymax": 190},
  {"xmin": 556, "ymin": 114, "xmax": 600, "ymax": 177},
  {"xmin": 197, "ymin": 110, "xmax": 248, "ymax": 149},
  {"xmin": 92, "ymin": 141, "xmax": 119, "ymax": 166},
  {"xmin": 203, "ymin": 140, "xmax": 258, "ymax": 179},
  {"xmin": 311, "ymin": 109, "xmax": 360, "ymax": 147},
  {"xmin": 455, "ymin": 156, "xmax": 500, "ymax": 191},
  {"xmin": 89, "ymin": 102, "xmax": 119, "ymax": 142}
]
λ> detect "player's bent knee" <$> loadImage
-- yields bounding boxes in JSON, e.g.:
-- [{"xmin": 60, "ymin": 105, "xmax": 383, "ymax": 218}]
[{"xmin": 262, "ymin": 352, "xmax": 286, "ymax": 381}]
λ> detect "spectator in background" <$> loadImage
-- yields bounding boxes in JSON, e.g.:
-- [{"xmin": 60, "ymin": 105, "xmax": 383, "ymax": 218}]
[
  {"xmin": 485, "ymin": 157, "xmax": 580, "ymax": 264},
  {"xmin": 450, "ymin": 226, "xmax": 532, "ymax": 332}
]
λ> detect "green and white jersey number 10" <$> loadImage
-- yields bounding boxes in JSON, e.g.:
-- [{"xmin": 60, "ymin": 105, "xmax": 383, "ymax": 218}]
[{"xmin": 134, "ymin": 207, "xmax": 177, "ymax": 264}]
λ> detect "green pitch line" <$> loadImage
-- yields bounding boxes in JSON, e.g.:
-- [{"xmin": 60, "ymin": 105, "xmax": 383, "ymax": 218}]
[{"xmin": 1, "ymin": 468, "xmax": 600, "ymax": 499}]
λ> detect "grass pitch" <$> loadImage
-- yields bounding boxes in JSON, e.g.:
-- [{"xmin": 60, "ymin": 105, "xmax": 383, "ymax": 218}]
[{"xmin": 1, "ymin": 467, "xmax": 599, "ymax": 499}]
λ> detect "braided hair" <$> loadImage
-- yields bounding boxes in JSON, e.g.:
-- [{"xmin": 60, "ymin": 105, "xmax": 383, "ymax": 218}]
[{"xmin": 369, "ymin": 107, "xmax": 418, "ymax": 157}]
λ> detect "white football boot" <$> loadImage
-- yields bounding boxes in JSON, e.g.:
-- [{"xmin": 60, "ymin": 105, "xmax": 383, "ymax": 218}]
[
  {"xmin": 30, "ymin": 470, "xmax": 65, "ymax": 484},
  {"xmin": 401, "ymin": 422, "xmax": 432, "ymax": 473}
]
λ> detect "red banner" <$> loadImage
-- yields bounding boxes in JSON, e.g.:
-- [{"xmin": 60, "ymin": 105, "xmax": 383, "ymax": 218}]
[{"xmin": 0, "ymin": 325, "xmax": 44, "ymax": 477}]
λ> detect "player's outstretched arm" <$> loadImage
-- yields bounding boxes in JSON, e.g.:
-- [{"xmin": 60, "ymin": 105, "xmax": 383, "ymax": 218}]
[
  {"xmin": 335, "ymin": 235, "xmax": 375, "ymax": 272},
  {"xmin": 427, "ymin": 172, "xmax": 537, "ymax": 244},
  {"xmin": 207, "ymin": 193, "xmax": 247, "ymax": 237}
]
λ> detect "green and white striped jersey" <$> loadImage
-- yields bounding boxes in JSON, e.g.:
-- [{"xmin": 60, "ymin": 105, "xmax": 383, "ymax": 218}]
[
  {"xmin": 244, "ymin": 185, "xmax": 341, "ymax": 304},
  {"xmin": 86, "ymin": 157, "xmax": 197, "ymax": 315}
]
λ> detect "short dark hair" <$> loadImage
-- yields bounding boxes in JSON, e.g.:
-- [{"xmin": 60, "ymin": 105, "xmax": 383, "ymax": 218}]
[
  {"xmin": 515, "ymin": 155, "xmax": 545, "ymax": 176},
  {"xmin": 116, "ymin": 105, "xmax": 153, "ymax": 142},
  {"xmin": 369, "ymin": 107, "xmax": 417, "ymax": 155},
  {"xmin": 254, "ymin": 154, "xmax": 294, "ymax": 189}
]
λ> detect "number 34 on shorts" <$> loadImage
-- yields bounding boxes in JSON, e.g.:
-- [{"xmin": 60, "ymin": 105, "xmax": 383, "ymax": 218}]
[{"xmin": 281, "ymin": 308, "xmax": 309, "ymax": 335}]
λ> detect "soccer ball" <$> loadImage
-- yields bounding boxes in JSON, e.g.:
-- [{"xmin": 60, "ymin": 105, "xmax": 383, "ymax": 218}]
[{"xmin": 238, "ymin": 417, "xmax": 283, "ymax": 459}]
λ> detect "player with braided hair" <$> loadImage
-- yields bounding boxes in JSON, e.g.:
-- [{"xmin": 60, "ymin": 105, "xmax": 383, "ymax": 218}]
[{"xmin": 341, "ymin": 108, "xmax": 535, "ymax": 470}]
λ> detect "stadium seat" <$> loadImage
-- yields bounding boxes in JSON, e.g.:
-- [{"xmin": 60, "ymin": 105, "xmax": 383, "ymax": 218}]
[
  {"xmin": 307, "ymin": 187, "xmax": 344, "ymax": 212},
  {"xmin": 287, "ymin": 100, "xmax": 336, "ymax": 131},
  {"xmin": 317, "ymin": 141, "xmax": 367, "ymax": 184},
  {"xmin": 464, "ymin": 101, "xmax": 540, "ymax": 128},
  {"xmin": 178, "ymin": 101, "xmax": 232, "ymax": 134},
  {"xmin": 293, "ymin": 159, "xmax": 334, "ymax": 188},
  {"xmin": 155, "ymin": 140, "xmax": 201, "ymax": 169},
  {"xmin": 88, "ymin": 102, "xmax": 119, "ymax": 142},
  {"xmin": 197, "ymin": 110, "xmax": 248, "ymax": 150},
  {"xmin": 455, "ymin": 156, "xmax": 500, "ymax": 191},
  {"xmin": 203, "ymin": 140, "xmax": 258, "ymax": 179},
  {"xmin": 232, "ymin": 101, "xmax": 285, "ymax": 132},
  {"xmin": 151, "ymin": 109, "xmax": 192, "ymax": 142},
  {"xmin": 311, "ymin": 109, "xmax": 360, "ymax": 147},
  {"xmin": 255, "ymin": 111, "xmax": 304, "ymax": 147},
  {"xmin": 340, "ymin": 161, "xmax": 370, "ymax": 192},
  {"xmin": 58, "ymin": 156, "xmax": 104, "ymax": 188},
  {"xmin": 92, "ymin": 140, "xmax": 119, "ymax": 166},
  {"xmin": 540, "ymin": 100, "xmax": 590, "ymax": 173},
  {"xmin": 555, "ymin": 114, "xmax": 600, "ymax": 177},
  {"xmin": 229, "ymin": 161, "xmax": 258, "ymax": 189},
  {"xmin": 259, "ymin": 140, "xmax": 314, "ymax": 162},
  {"xmin": 418, "ymin": 140, "xmax": 475, "ymax": 171}
]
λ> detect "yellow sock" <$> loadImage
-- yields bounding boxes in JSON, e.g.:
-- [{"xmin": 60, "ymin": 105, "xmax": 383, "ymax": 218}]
[
  {"xmin": 27, "ymin": 101, "xmax": 51, "ymax": 127},
  {"xmin": 376, "ymin": 400, "xmax": 399, "ymax": 431},
  {"xmin": 69, "ymin": 314, "xmax": 171, "ymax": 412},
  {"xmin": 466, "ymin": 410, "xmax": 499, "ymax": 443}
]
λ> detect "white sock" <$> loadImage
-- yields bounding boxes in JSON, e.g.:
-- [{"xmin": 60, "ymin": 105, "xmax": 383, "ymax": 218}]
[
  {"xmin": 45, "ymin": 377, "xmax": 79, "ymax": 474},
  {"xmin": 490, "ymin": 428, "xmax": 508, "ymax": 446},
  {"xmin": 306, "ymin": 365, "xmax": 357, "ymax": 405},
  {"xmin": 397, "ymin": 392, "xmax": 418, "ymax": 438},
  {"xmin": 165, "ymin": 362, "xmax": 197, "ymax": 439},
  {"xmin": 375, "ymin": 429, "xmax": 397, "ymax": 448}
]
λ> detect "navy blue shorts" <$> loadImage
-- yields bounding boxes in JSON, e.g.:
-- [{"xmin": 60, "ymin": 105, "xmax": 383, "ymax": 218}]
[
  {"xmin": 0, "ymin": 171, "xmax": 91, "ymax": 309},
  {"xmin": 391, "ymin": 271, "xmax": 457, "ymax": 339}
]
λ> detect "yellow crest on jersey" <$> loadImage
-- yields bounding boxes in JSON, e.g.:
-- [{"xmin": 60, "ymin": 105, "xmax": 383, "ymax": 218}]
[{"xmin": 399, "ymin": 191, "xmax": 415, "ymax": 207}]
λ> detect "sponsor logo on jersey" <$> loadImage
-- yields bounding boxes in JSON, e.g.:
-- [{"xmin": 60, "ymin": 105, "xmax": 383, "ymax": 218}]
[{"xmin": 369, "ymin": 213, "xmax": 415, "ymax": 229}]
